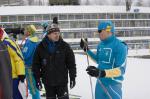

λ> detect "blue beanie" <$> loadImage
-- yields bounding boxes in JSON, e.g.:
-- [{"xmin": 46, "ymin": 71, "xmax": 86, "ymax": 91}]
[
  {"xmin": 98, "ymin": 21, "xmax": 115, "ymax": 33},
  {"xmin": 41, "ymin": 22, "xmax": 49, "ymax": 28}
]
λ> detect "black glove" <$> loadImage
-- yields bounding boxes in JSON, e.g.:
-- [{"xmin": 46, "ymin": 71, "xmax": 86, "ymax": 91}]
[
  {"xmin": 18, "ymin": 75, "xmax": 25, "ymax": 83},
  {"xmin": 70, "ymin": 78, "xmax": 76, "ymax": 89},
  {"xmin": 86, "ymin": 66, "xmax": 106, "ymax": 78},
  {"xmin": 36, "ymin": 79, "xmax": 43, "ymax": 90},
  {"xmin": 80, "ymin": 38, "xmax": 89, "ymax": 52}
]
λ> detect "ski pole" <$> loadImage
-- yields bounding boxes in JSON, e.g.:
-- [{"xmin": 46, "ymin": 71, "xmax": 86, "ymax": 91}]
[
  {"xmin": 84, "ymin": 38, "xmax": 112, "ymax": 99},
  {"xmin": 84, "ymin": 38, "xmax": 94, "ymax": 99}
]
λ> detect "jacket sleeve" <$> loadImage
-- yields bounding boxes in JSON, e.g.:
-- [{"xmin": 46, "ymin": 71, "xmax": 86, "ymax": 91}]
[
  {"xmin": 87, "ymin": 45, "xmax": 100, "ymax": 63},
  {"xmin": 22, "ymin": 41, "xmax": 37, "ymax": 62},
  {"xmin": 8, "ymin": 45, "xmax": 25, "ymax": 76},
  {"xmin": 105, "ymin": 43, "xmax": 128, "ymax": 78},
  {"xmin": 65, "ymin": 44, "xmax": 76, "ymax": 80},
  {"xmin": 32, "ymin": 46, "xmax": 41, "ymax": 81}
]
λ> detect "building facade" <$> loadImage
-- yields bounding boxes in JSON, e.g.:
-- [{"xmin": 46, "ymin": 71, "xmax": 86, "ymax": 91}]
[{"xmin": 0, "ymin": 6, "xmax": 150, "ymax": 50}]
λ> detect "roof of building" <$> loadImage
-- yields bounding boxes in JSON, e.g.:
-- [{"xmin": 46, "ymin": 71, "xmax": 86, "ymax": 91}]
[{"xmin": 0, "ymin": 5, "xmax": 150, "ymax": 16}]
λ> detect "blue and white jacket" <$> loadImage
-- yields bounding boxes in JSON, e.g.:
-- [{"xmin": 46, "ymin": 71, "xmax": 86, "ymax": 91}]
[
  {"xmin": 22, "ymin": 36, "xmax": 39, "ymax": 67},
  {"xmin": 87, "ymin": 35, "xmax": 128, "ymax": 86}
]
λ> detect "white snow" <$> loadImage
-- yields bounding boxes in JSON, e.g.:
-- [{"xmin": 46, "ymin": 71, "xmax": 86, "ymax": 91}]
[
  {"xmin": 123, "ymin": 58, "xmax": 150, "ymax": 99},
  {"xmin": 27, "ymin": 53, "xmax": 150, "ymax": 99}
]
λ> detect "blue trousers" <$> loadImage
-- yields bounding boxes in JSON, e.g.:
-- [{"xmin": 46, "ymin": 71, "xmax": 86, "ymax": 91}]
[
  {"xmin": 25, "ymin": 67, "xmax": 40, "ymax": 99},
  {"xmin": 95, "ymin": 81, "xmax": 122, "ymax": 99},
  {"xmin": 13, "ymin": 78, "xmax": 23, "ymax": 99}
]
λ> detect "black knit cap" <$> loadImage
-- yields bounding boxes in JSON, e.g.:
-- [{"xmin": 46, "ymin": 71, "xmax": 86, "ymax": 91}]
[{"xmin": 46, "ymin": 17, "xmax": 60, "ymax": 34}]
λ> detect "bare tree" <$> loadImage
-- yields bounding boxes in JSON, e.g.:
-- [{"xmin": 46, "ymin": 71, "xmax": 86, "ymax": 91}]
[{"xmin": 125, "ymin": 0, "xmax": 132, "ymax": 11}]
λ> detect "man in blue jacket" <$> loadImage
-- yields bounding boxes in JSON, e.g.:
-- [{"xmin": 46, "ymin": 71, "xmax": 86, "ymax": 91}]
[
  {"xmin": 22, "ymin": 25, "xmax": 40, "ymax": 99},
  {"xmin": 80, "ymin": 21, "xmax": 128, "ymax": 99}
]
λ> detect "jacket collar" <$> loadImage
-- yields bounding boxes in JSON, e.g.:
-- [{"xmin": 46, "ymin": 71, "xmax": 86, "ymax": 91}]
[
  {"xmin": 28, "ymin": 36, "xmax": 38, "ymax": 42},
  {"xmin": 42, "ymin": 36, "xmax": 62, "ymax": 49},
  {"xmin": 101, "ymin": 35, "xmax": 116, "ymax": 44}
]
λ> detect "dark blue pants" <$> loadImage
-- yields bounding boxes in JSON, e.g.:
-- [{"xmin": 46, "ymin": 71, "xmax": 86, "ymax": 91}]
[
  {"xmin": 95, "ymin": 82, "xmax": 122, "ymax": 99},
  {"xmin": 13, "ymin": 78, "xmax": 23, "ymax": 99}
]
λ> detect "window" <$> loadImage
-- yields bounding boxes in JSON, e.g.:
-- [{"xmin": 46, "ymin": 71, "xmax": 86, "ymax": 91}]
[
  {"xmin": 148, "ymin": 14, "xmax": 150, "ymax": 19},
  {"xmin": 122, "ymin": 20, "xmax": 130, "ymax": 27},
  {"xmin": 135, "ymin": 13, "xmax": 148, "ymax": 19},
  {"xmin": 43, "ymin": 14, "xmax": 50, "ymax": 20},
  {"xmin": 114, "ymin": 20, "xmax": 122, "ymax": 27},
  {"xmin": 89, "ymin": 21, "xmax": 96, "ymax": 28},
  {"xmin": 124, "ymin": 31, "xmax": 131, "ymax": 37},
  {"xmin": 107, "ymin": 13, "xmax": 113, "ymax": 19},
  {"xmin": 35, "ymin": 15, "xmax": 42, "ymax": 21},
  {"xmin": 134, "ymin": 13, "xmax": 140, "ymax": 19},
  {"xmin": 70, "ymin": 21, "xmax": 78, "ymax": 28},
  {"xmin": 139, "ymin": 20, "xmax": 145, "ymax": 27},
  {"xmin": 74, "ymin": 32, "xmax": 82, "ymax": 38},
  {"xmin": 148, "ymin": 20, "xmax": 150, "ymax": 26},
  {"xmin": 18, "ymin": 16, "xmax": 25, "ymax": 21},
  {"xmin": 120, "ymin": 13, "xmax": 127, "ymax": 19},
  {"xmin": 98, "ymin": 13, "xmax": 106, "ymax": 19},
  {"xmin": 26, "ymin": 16, "xmax": 34, "ymax": 21},
  {"xmin": 128, "ymin": 13, "xmax": 134, "ymax": 19},
  {"xmin": 59, "ymin": 14, "xmax": 67, "ymax": 20},
  {"xmin": 84, "ymin": 14, "xmax": 91, "ymax": 19},
  {"xmin": 68, "ymin": 14, "xmax": 74, "ymax": 20},
  {"xmin": 62, "ymin": 32, "xmax": 74, "ymax": 38},
  {"xmin": 115, "ymin": 31, "xmax": 125, "ymax": 37},
  {"xmin": 79, "ymin": 21, "xmax": 87, "ymax": 28},
  {"xmin": 135, "ymin": 20, "xmax": 140, "ymax": 27},
  {"xmin": 114, "ymin": 13, "xmax": 120, "ymax": 19},
  {"xmin": 141, "ymin": 13, "xmax": 148, "ymax": 19},
  {"xmin": 75, "ymin": 14, "xmax": 83, "ymax": 19},
  {"xmin": 9, "ymin": 16, "xmax": 17, "ymax": 22},
  {"xmin": 91, "ymin": 14, "xmax": 98, "ymax": 19},
  {"xmin": 59, "ymin": 21, "xmax": 69, "ymax": 28},
  {"xmin": 1, "ymin": 16, "xmax": 8, "ymax": 22},
  {"xmin": 130, "ymin": 20, "xmax": 135, "ymax": 27}
]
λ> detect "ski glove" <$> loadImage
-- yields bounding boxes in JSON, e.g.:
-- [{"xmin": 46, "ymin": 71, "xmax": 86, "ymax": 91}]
[
  {"xmin": 86, "ymin": 66, "xmax": 106, "ymax": 78},
  {"xmin": 18, "ymin": 75, "xmax": 25, "ymax": 83},
  {"xmin": 70, "ymin": 78, "xmax": 76, "ymax": 89},
  {"xmin": 80, "ymin": 38, "xmax": 89, "ymax": 52},
  {"xmin": 36, "ymin": 79, "xmax": 43, "ymax": 91}
]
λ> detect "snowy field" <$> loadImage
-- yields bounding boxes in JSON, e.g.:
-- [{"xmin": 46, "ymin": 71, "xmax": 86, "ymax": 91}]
[{"xmin": 28, "ymin": 54, "xmax": 150, "ymax": 99}]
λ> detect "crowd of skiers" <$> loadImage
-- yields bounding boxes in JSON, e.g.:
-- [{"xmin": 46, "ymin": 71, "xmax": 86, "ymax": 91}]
[{"xmin": 0, "ymin": 17, "xmax": 127, "ymax": 99}]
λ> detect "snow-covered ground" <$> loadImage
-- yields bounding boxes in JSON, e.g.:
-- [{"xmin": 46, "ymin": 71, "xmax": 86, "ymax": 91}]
[{"xmin": 28, "ymin": 54, "xmax": 150, "ymax": 99}]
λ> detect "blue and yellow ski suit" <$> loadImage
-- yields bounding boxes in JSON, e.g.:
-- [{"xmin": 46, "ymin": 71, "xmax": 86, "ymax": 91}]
[{"xmin": 87, "ymin": 35, "xmax": 128, "ymax": 99}]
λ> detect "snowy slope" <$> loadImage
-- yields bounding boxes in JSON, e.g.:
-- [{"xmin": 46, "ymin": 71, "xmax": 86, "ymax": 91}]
[
  {"xmin": 28, "ymin": 54, "xmax": 150, "ymax": 99},
  {"xmin": 123, "ymin": 58, "xmax": 150, "ymax": 99}
]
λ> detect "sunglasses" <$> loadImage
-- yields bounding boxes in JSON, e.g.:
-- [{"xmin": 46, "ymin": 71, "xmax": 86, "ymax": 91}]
[{"xmin": 98, "ymin": 30, "xmax": 103, "ymax": 33}]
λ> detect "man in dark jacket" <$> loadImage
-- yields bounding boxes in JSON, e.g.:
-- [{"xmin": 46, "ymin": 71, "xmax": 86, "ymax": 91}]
[{"xmin": 32, "ymin": 17, "xmax": 76, "ymax": 99}]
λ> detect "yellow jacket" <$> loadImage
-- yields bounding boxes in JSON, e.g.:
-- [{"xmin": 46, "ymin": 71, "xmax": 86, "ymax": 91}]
[{"xmin": 3, "ymin": 38, "xmax": 25, "ymax": 78}]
